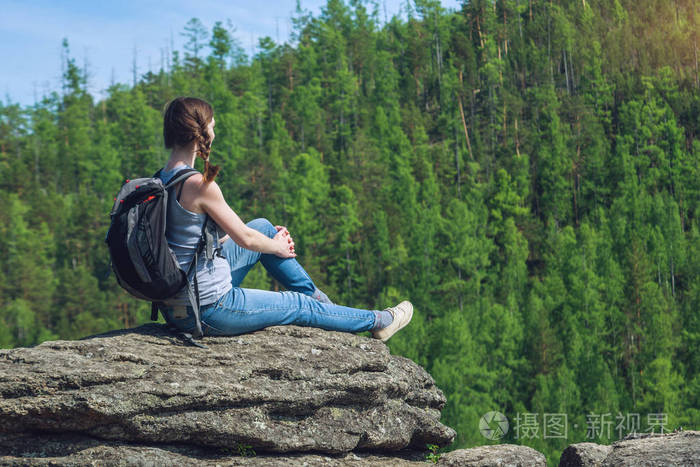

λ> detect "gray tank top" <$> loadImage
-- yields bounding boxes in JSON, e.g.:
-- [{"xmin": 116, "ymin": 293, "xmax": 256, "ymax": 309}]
[{"xmin": 159, "ymin": 164, "xmax": 232, "ymax": 306}]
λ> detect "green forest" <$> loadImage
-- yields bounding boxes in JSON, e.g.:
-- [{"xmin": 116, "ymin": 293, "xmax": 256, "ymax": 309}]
[{"xmin": 1, "ymin": 0, "xmax": 699, "ymax": 463}]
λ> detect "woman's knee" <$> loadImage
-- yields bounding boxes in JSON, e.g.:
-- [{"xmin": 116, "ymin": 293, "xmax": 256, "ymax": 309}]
[{"xmin": 247, "ymin": 218, "xmax": 276, "ymax": 238}]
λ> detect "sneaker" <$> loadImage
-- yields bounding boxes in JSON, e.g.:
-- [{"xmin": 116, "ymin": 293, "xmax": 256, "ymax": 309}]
[{"xmin": 371, "ymin": 301, "xmax": 413, "ymax": 342}]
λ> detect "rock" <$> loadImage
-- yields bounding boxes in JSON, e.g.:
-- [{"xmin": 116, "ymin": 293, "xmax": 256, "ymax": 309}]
[
  {"xmin": 558, "ymin": 430, "xmax": 700, "ymax": 466},
  {"xmin": 559, "ymin": 442, "xmax": 612, "ymax": 466},
  {"xmin": 437, "ymin": 444, "xmax": 546, "ymax": 466},
  {"xmin": 603, "ymin": 430, "xmax": 700, "ymax": 466},
  {"xmin": 0, "ymin": 433, "xmax": 431, "ymax": 465},
  {"xmin": 0, "ymin": 324, "xmax": 455, "ymax": 463}
]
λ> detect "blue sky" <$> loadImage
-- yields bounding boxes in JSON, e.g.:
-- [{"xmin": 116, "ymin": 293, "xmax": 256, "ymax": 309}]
[{"xmin": 1, "ymin": 0, "xmax": 461, "ymax": 107}]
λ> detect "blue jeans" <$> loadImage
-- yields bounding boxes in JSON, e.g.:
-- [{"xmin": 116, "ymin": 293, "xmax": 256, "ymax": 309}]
[{"xmin": 162, "ymin": 218, "xmax": 377, "ymax": 336}]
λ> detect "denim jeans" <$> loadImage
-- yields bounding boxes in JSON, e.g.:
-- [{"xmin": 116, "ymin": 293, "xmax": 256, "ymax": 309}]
[{"xmin": 161, "ymin": 218, "xmax": 377, "ymax": 336}]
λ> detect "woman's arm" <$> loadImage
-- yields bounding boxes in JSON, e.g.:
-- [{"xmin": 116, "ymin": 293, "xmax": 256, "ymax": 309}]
[{"xmin": 196, "ymin": 178, "xmax": 295, "ymax": 258}]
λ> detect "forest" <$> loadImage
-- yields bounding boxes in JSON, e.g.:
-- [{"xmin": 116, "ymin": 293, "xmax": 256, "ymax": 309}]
[{"xmin": 1, "ymin": 0, "xmax": 699, "ymax": 464}]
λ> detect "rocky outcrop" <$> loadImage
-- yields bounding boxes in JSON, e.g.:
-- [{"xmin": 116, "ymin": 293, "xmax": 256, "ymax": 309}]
[
  {"xmin": 438, "ymin": 444, "xmax": 547, "ymax": 466},
  {"xmin": 559, "ymin": 430, "xmax": 700, "ymax": 466},
  {"xmin": 558, "ymin": 442, "xmax": 612, "ymax": 466},
  {"xmin": 0, "ymin": 433, "xmax": 432, "ymax": 465},
  {"xmin": 0, "ymin": 324, "xmax": 455, "ymax": 464}
]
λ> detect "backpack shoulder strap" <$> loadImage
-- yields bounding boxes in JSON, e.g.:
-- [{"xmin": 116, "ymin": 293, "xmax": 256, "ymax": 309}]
[{"xmin": 164, "ymin": 168, "xmax": 199, "ymax": 188}]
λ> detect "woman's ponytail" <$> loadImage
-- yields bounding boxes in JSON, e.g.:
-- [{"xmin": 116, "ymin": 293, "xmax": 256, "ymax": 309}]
[{"xmin": 196, "ymin": 122, "xmax": 220, "ymax": 183}]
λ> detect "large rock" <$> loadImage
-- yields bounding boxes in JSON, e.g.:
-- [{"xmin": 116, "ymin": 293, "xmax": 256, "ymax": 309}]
[
  {"xmin": 559, "ymin": 430, "xmax": 700, "ymax": 466},
  {"xmin": 0, "ymin": 433, "xmax": 550, "ymax": 466},
  {"xmin": 558, "ymin": 442, "xmax": 612, "ymax": 466},
  {"xmin": 437, "ymin": 444, "xmax": 546, "ymax": 466},
  {"xmin": 0, "ymin": 324, "xmax": 455, "ymax": 463},
  {"xmin": 0, "ymin": 433, "xmax": 431, "ymax": 465}
]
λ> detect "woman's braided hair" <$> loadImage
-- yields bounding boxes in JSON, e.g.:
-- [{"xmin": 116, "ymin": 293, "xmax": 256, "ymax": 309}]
[{"xmin": 163, "ymin": 97, "xmax": 221, "ymax": 182}]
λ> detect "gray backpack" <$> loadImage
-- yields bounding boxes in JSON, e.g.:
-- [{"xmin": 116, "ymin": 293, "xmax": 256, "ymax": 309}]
[{"xmin": 105, "ymin": 168, "xmax": 222, "ymax": 346}]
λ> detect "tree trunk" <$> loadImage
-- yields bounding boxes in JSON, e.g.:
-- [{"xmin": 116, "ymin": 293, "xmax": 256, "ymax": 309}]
[
  {"xmin": 570, "ymin": 47, "xmax": 576, "ymax": 93},
  {"xmin": 454, "ymin": 124, "xmax": 461, "ymax": 195},
  {"xmin": 502, "ymin": 98, "xmax": 507, "ymax": 148},
  {"xmin": 503, "ymin": 3, "xmax": 508, "ymax": 56},
  {"xmin": 435, "ymin": 13, "xmax": 442, "ymax": 93},
  {"xmin": 476, "ymin": 15, "xmax": 484, "ymax": 49},
  {"xmin": 457, "ymin": 71, "xmax": 473, "ymax": 160},
  {"xmin": 132, "ymin": 46, "xmax": 138, "ymax": 88},
  {"xmin": 498, "ymin": 44, "xmax": 503, "ymax": 84},
  {"xmin": 695, "ymin": 36, "xmax": 699, "ymax": 89},
  {"xmin": 563, "ymin": 49, "xmax": 571, "ymax": 95},
  {"xmin": 517, "ymin": 0, "xmax": 523, "ymax": 39},
  {"xmin": 548, "ymin": 2, "xmax": 553, "ymax": 85},
  {"xmin": 573, "ymin": 142, "xmax": 580, "ymax": 226},
  {"xmin": 489, "ymin": 85, "xmax": 495, "ymax": 156},
  {"xmin": 457, "ymin": 94, "xmax": 473, "ymax": 160},
  {"xmin": 34, "ymin": 142, "xmax": 39, "ymax": 185},
  {"xmin": 671, "ymin": 257, "xmax": 676, "ymax": 298}
]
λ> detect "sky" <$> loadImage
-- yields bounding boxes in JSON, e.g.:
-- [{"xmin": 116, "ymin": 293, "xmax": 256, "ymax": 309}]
[{"xmin": 0, "ymin": 0, "xmax": 461, "ymax": 108}]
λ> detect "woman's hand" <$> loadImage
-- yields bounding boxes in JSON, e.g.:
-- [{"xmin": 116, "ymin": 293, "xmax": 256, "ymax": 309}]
[
  {"xmin": 195, "ymin": 176, "xmax": 298, "ymax": 257},
  {"xmin": 273, "ymin": 225, "xmax": 296, "ymax": 258}
]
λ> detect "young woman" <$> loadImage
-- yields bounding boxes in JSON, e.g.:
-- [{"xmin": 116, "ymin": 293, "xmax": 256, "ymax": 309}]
[{"xmin": 156, "ymin": 96, "xmax": 413, "ymax": 342}]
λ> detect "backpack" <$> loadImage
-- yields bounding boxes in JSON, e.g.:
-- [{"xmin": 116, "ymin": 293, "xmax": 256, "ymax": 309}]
[{"xmin": 105, "ymin": 168, "xmax": 221, "ymax": 347}]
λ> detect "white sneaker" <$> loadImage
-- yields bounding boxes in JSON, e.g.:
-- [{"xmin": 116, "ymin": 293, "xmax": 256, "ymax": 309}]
[{"xmin": 371, "ymin": 301, "xmax": 413, "ymax": 342}]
